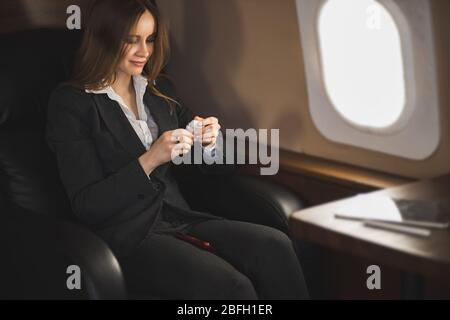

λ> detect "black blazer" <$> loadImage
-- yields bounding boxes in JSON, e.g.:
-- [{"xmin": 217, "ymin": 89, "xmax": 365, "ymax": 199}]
[{"xmin": 46, "ymin": 76, "xmax": 232, "ymax": 258}]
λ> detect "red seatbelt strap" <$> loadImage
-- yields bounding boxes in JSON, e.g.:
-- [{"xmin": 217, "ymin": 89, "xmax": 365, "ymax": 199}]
[{"xmin": 175, "ymin": 232, "xmax": 216, "ymax": 253}]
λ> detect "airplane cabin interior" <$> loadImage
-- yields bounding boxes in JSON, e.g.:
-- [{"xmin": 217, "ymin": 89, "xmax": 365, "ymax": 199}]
[{"xmin": 0, "ymin": 0, "xmax": 450, "ymax": 302}]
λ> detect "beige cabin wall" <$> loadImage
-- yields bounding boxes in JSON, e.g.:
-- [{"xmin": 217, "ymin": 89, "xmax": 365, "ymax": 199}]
[{"xmin": 158, "ymin": 0, "xmax": 450, "ymax": 179}]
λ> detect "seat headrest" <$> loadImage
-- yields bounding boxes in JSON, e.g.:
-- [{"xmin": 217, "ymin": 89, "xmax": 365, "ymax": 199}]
[{"xmin": 0, "ymin": 28, "xmax": 83, "ymax": 132}]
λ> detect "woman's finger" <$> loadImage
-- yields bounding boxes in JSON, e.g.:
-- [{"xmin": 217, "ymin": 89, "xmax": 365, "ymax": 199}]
[
  {"xmin": 203, "ymin": 123, "xmax": 220, "ymax": 133},
  {"xmin": 202, "ymin": 137, "xmax": 215, "ymax": 143},
  {"xmin": 179, "ymin": 128, "xmax": 194, "ymax": 138},
  {"xmin": 172, "ymin": 142, "xmax": 192, "ymax": 154},
  {"xmin": 171, "ymin": 128, "xmax": 193, "ymax": 142},
  {"xmin": 202, "ymin": 132, "xmax": 217, "ymax": 139},
  {"xmin": 177, "ymin": 135, "xmax": 194, "ymax": 145},
  {"xmin": 201, "ymin": 117, "xmax": 218, "ymax": 126}
]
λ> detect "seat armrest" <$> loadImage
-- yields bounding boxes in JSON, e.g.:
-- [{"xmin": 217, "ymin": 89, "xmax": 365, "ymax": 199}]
[
  {"xmin": 0, "ymin": 208, "xmax": 126, "ymax": 299},
  {"xmin": 177, "ymin": 171, "xmax": 305, "ymax": 234}
]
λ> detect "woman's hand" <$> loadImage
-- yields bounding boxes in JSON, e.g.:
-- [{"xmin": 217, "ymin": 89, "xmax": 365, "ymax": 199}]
[
  {"xmin": 138, "ymin": 128, "xmax": 194, "ymax": 175},
  {"xmin": 193, "ymin": 116, "xmax": 221, "ymax": 147}
]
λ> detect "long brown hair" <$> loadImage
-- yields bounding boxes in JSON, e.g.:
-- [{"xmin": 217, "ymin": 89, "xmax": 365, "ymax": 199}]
[{"xmin": 66, "ymin": 0, "xmax": 178, "ymax": 113}]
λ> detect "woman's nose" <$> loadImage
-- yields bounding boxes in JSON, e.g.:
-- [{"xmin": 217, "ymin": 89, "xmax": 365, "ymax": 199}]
[{"xmin": 137, "ymin": 40, "xmax": 150, "ymax": 57}]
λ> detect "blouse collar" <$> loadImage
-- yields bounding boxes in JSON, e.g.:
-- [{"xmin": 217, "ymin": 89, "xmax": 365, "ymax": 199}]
[{"xmin": 84, "ymin": 74, "xmax": 150, "ymax": 96}]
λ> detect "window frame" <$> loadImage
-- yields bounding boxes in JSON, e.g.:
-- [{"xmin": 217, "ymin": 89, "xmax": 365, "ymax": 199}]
[{"xmin": 295, "ymin": 0, "xmax": 440, "ymax": 160}]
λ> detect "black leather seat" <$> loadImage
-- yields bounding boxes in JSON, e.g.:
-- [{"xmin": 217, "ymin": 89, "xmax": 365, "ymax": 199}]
[{"xmin": 0, "ymin": 28, "xmax": 305, "ymax": 299}]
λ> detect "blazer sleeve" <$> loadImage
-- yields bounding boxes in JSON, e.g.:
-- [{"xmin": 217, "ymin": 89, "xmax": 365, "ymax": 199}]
[
  {"xmin": 156, "ymin": 76, "xmax": 237, "ymax": 175},
  {"xmin": 46, "ymin": 86, "xmax": 162, "ymax": 226}
]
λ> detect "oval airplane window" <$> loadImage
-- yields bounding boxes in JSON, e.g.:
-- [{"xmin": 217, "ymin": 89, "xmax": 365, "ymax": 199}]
[{"xmin": 318, "ymin": 0, "xmax": 406, "ymax": 129}]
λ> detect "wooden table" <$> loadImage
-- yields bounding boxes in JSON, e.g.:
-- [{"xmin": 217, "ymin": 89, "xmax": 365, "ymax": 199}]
[{"xmin": 290, "ymin": 174, "xmax": 450, "ymax": 297}]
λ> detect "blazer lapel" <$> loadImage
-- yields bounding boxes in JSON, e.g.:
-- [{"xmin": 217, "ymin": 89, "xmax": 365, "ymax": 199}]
[
  {"xmin": 143, "ymin": 90, "xmax": 177, "ymax": 135},
  {"xmin": 92, "ymin": 89, "xmax": 177, "ymax": 180},
  {"xmin": 143, "ymin": 91, "xmax": 177, "ymax": 179},
  {"xmin": 93, "ymin": 94, "xmax": 146, "ymax": 159}
]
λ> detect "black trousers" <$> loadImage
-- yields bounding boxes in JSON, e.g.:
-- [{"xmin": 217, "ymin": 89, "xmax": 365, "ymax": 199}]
[{"xmin": 120, "ymin": 219, "xmax": 309, "ymax": 299}]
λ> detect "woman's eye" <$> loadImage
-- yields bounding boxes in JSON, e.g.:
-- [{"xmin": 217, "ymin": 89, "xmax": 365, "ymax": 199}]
[
  {"xmin": 125, "ymin": 34, "xmax": 155, "ymax": 44},
  {"xmin": 125, "ymin": 36, "xmax": 139, "ymax": 44}
]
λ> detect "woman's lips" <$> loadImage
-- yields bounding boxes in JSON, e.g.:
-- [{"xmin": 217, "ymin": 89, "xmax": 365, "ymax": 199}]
[{"xmin": 130, "ymin": 60, "xmax": 146, "ymax": 67}]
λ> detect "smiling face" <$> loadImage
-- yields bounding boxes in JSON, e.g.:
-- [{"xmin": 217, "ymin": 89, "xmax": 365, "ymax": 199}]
[{"xmin": 117, "ymin": 10, "xmax": 156, "ymax": 77}]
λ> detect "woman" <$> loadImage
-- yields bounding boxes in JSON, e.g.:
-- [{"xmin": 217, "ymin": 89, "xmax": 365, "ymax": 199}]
[{"xmin": 46, "ymin": 0, "xmax": 308, "ymax": 299}]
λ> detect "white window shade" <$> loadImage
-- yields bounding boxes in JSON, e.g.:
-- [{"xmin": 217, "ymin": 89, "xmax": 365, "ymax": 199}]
[
  {"xmin": 318, "ymin": 0, "xmax": 406, "ymax": 129},
  {"xmin": 295, "ymin": 0, "xmax": 440, "ymax": 160}
]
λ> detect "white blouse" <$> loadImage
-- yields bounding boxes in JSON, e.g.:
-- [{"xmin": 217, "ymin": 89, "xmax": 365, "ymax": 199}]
[
  {"xmin": 86, "ymin": 75, "xmax": 158, "ymax": 150},
  {"xmin": 85, "ymin": 74, "xmax": 217, "ymax": 159}
]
